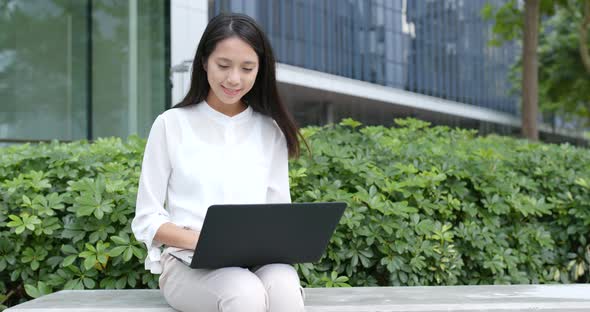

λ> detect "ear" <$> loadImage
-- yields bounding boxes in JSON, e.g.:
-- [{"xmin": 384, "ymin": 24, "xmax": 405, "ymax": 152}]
[{"xmin": 202, "ymin": 58, "xmax": 208, "ymax": 72}]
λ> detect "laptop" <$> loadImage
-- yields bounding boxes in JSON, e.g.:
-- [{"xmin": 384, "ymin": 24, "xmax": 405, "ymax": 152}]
[{"xmin": 169, "ymin": 202, "xmax": 346, "ymax": 269}]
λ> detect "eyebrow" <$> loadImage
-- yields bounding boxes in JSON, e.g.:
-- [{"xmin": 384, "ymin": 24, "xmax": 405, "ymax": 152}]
[{"xmin": 216, "ymin": 57, "xmax": 257, "ymax": 66}]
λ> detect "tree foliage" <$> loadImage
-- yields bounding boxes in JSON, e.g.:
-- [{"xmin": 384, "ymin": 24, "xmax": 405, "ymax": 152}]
[{"xmin": 483, "ymin": 0, "xmax": 590, "ymax": 127}]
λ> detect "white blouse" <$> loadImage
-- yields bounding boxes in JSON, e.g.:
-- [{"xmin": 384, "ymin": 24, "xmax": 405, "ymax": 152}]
[{"xmin": 131, "ymin": 101, "xmax": 291, "ymax": 273}]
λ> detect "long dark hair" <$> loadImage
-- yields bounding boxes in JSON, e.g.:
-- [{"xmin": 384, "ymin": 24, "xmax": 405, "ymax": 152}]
[{"xmin": 174, "ymin": 13, "xmax": 304, "ymax": 158}]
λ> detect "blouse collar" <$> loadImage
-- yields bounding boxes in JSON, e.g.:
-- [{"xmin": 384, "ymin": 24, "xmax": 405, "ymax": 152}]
[{"xmin": 196, "ymin": 100, "xmax": 253, "ymax": 124}]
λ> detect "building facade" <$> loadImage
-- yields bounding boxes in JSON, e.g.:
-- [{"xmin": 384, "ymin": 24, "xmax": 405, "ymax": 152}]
[
  {"xmin": 0, "ymin": 0, "xmax": 582, "ymax": 143},
  {"xmin": 205, "ymin": 0, "xmax": 521, "ymax": 132}
]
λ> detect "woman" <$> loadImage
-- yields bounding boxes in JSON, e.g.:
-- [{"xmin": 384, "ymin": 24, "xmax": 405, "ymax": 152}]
[{"xmin": 131, "ymin": 12, "xmax": 305, "ymax": 312}]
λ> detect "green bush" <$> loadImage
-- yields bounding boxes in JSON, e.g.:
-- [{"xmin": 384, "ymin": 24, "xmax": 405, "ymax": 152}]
[
  {"xmin": 1, "ymin": 118, "xmax": 589, "ymax": 309},
  {"xmin": 292, "ymin": 119, "xmax": 590, "ymax": 287},
  {"xmin": 0, "ymin": 136, "xmax": 151, "ymax": 309}
]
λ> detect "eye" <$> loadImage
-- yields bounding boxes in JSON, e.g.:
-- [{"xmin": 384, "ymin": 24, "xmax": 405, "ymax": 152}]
[
  {"xmin": 217, "ymin": 64, "xmax": 229, "ymax": 69},
  {"xmin": 242, "ymin": 68, "xmax": 254, "ymax": 72}
]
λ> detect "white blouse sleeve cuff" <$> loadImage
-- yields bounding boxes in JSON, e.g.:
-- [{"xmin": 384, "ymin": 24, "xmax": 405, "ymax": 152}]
[
  {"xmin": 144, "ymin": 248, "xmax": 163, "ymax": 274},
  {"xmin": 131, "ymin": 211, "xmax": 169, "ymax": 275}
]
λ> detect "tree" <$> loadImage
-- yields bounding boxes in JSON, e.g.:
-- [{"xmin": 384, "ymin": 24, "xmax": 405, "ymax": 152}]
[
  {"xmin": 579, "ymin": 0, "xmax": 590, "ymax": 73},
  {"xmin": 536, "ymin": 7, "xmax": 590, "ymax": 128},
  {"xmin": 484, "ymin": 0, "xmax": 590, "ymax": 129},
  {"xmin": 522, "ymin": 0, "xmax": 540, "ymax": 140},
  {"xmin": 483, "ymin": 0, "xmax": 590, "ymax": 139}
]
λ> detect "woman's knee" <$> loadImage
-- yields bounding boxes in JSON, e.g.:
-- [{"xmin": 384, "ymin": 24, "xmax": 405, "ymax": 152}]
[
  {"xmin": 218, "ymin": 268, "xmax": 267, "ymax": 312},
  {"xmin": 254, "ymin": 264, "xmax": 305, "ymax": 311},
  {"xmin": 255, "ymin": 263, "xmax": 301, "ymax": 287}
]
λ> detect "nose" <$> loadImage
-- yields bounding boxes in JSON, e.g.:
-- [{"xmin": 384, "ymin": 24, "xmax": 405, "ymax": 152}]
[{"xmin": 226, "ymin": 68, "xmax": 240, "ymax": 86}]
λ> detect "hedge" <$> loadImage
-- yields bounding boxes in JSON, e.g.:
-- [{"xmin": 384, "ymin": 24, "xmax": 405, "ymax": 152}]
[{"xmin": 0, "ymin": 118, "xmax": 589, "ymax": 309}]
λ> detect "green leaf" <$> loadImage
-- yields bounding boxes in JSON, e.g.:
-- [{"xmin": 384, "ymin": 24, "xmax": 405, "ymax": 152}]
[
  {"xmin": 61, "ymin": 244, "xmax": 78, "ymax": 254},
  {"xmin": 97, "ymin": 253, "xmax": 108, "ymax": 264},
  {"xmin": 64, "ymin": 279, "xmax": 84, "ymax": 290},
  {"xmin": 109, "ymin": 246, "xmax": 127, "ymax": 257},
  {"xmin": 62, "ymin": 255, "xmax": 77, "ymax": 267},
  {"xmin": 339, "ymin": 118, "xmax": 362, "ymax": 128},
  {"xmin": 131, "ymin": 246, "xmax": 145, "ymax": 259},
  {"xmin": 10, "ymin": 269, "xmax": 20, "ymax": 281},
  {"xmin": 24, "ymin": 281, "xmax": 52, "ymax": 298},
  {"xmin": 6, "ymin": 215, "xmax": 23, "ymax": 227},
  {"xmin": 330, "ymin": 271, "xmax": 338, "ymax": 281},
  {"xmin": 22, "ymin": 195, "xmax": 32, "ymax": 207},
  {"xmin": 94, "ymin": 208, "xmax": 104, "ymax": 220},
  {"xmin": 111, "ymin": 235, "xmax": 129, "ymax": 245},
  {"xmin": 123, "ymin": 247, "xmax": 133, "ymax": 262},
  {"xmin": 38, "ymin": 281, "xmax": 52, "ymax": 295},
  {"xmin": 115, "ymin": 277, "xmax": 127, "ymax": 289},
  {"xmin": 83, "ymin": 256, "xmax": 97, "ymax": 270},
  {"xmin": 24, "ymin": 284, "xmax": 40, "ymax": 298},
  {"xmin": 78, "ymin": 251, "xmax": 93, "ymax": 258},
  {"xmin": 85, "ymin": 243, "xmax": 96, "ymax": 253},
  {"xmin": 83, "ymin": 277, "xmax": 96, "ymax": 289}
]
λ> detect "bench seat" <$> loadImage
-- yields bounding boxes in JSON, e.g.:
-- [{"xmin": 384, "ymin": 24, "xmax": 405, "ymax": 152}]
[{"xmin": 6, "ymin": 284, "xmax": 590, "ymax": 311}]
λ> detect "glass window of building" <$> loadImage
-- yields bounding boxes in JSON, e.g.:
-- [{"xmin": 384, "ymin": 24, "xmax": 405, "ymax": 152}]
[{"xmin": 0, "ymin": 0, "xmax": 169, "ymax": 142}]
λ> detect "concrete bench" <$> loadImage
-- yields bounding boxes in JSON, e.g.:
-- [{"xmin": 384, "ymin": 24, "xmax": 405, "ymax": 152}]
[{"xmin": 5, "ymin": 284, "xmax": 590, "ymax": 311}]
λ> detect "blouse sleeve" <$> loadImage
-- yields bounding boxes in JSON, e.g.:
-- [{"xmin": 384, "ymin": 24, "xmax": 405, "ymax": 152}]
[
  {"xmin": 131, "ymin": 115, "xmax": 172, "ymax": 261},
  {"xmin": 266, "ymin": 124, "xmax": 292, "ymax": 203}
]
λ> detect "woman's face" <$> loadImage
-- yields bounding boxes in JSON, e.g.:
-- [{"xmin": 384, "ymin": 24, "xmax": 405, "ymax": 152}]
[{"xmin": 204, "ymin": 37, "xmax": 259, "ymax": 112}]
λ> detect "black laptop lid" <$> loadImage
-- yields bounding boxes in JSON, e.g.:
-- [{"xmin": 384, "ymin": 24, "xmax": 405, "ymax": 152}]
[{"xmin": 190, "ymin": 202, "xmax": 346, "ymax": 269}]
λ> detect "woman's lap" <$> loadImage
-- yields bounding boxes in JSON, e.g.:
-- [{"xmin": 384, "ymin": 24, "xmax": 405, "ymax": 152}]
[{"xmin": 158, "ymin": 250, "xmax": 304, "ymax": 312}]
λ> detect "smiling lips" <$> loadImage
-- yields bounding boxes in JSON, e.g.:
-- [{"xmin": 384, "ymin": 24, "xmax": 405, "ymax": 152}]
[{"xmin": 222, "ymin": 86, "xmax": 241, "ymax": 97}]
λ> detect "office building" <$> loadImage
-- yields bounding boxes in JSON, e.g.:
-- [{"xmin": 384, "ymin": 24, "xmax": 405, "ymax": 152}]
[{"xmin": 0, "ymin": 0, "xmax": 582, "ymax": 143}]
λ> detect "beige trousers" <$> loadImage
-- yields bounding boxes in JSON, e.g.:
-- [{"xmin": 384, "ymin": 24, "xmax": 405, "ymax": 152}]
[{"xmin": 158, "ymin": 249, "xmax": 306, "ymax": 312}]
